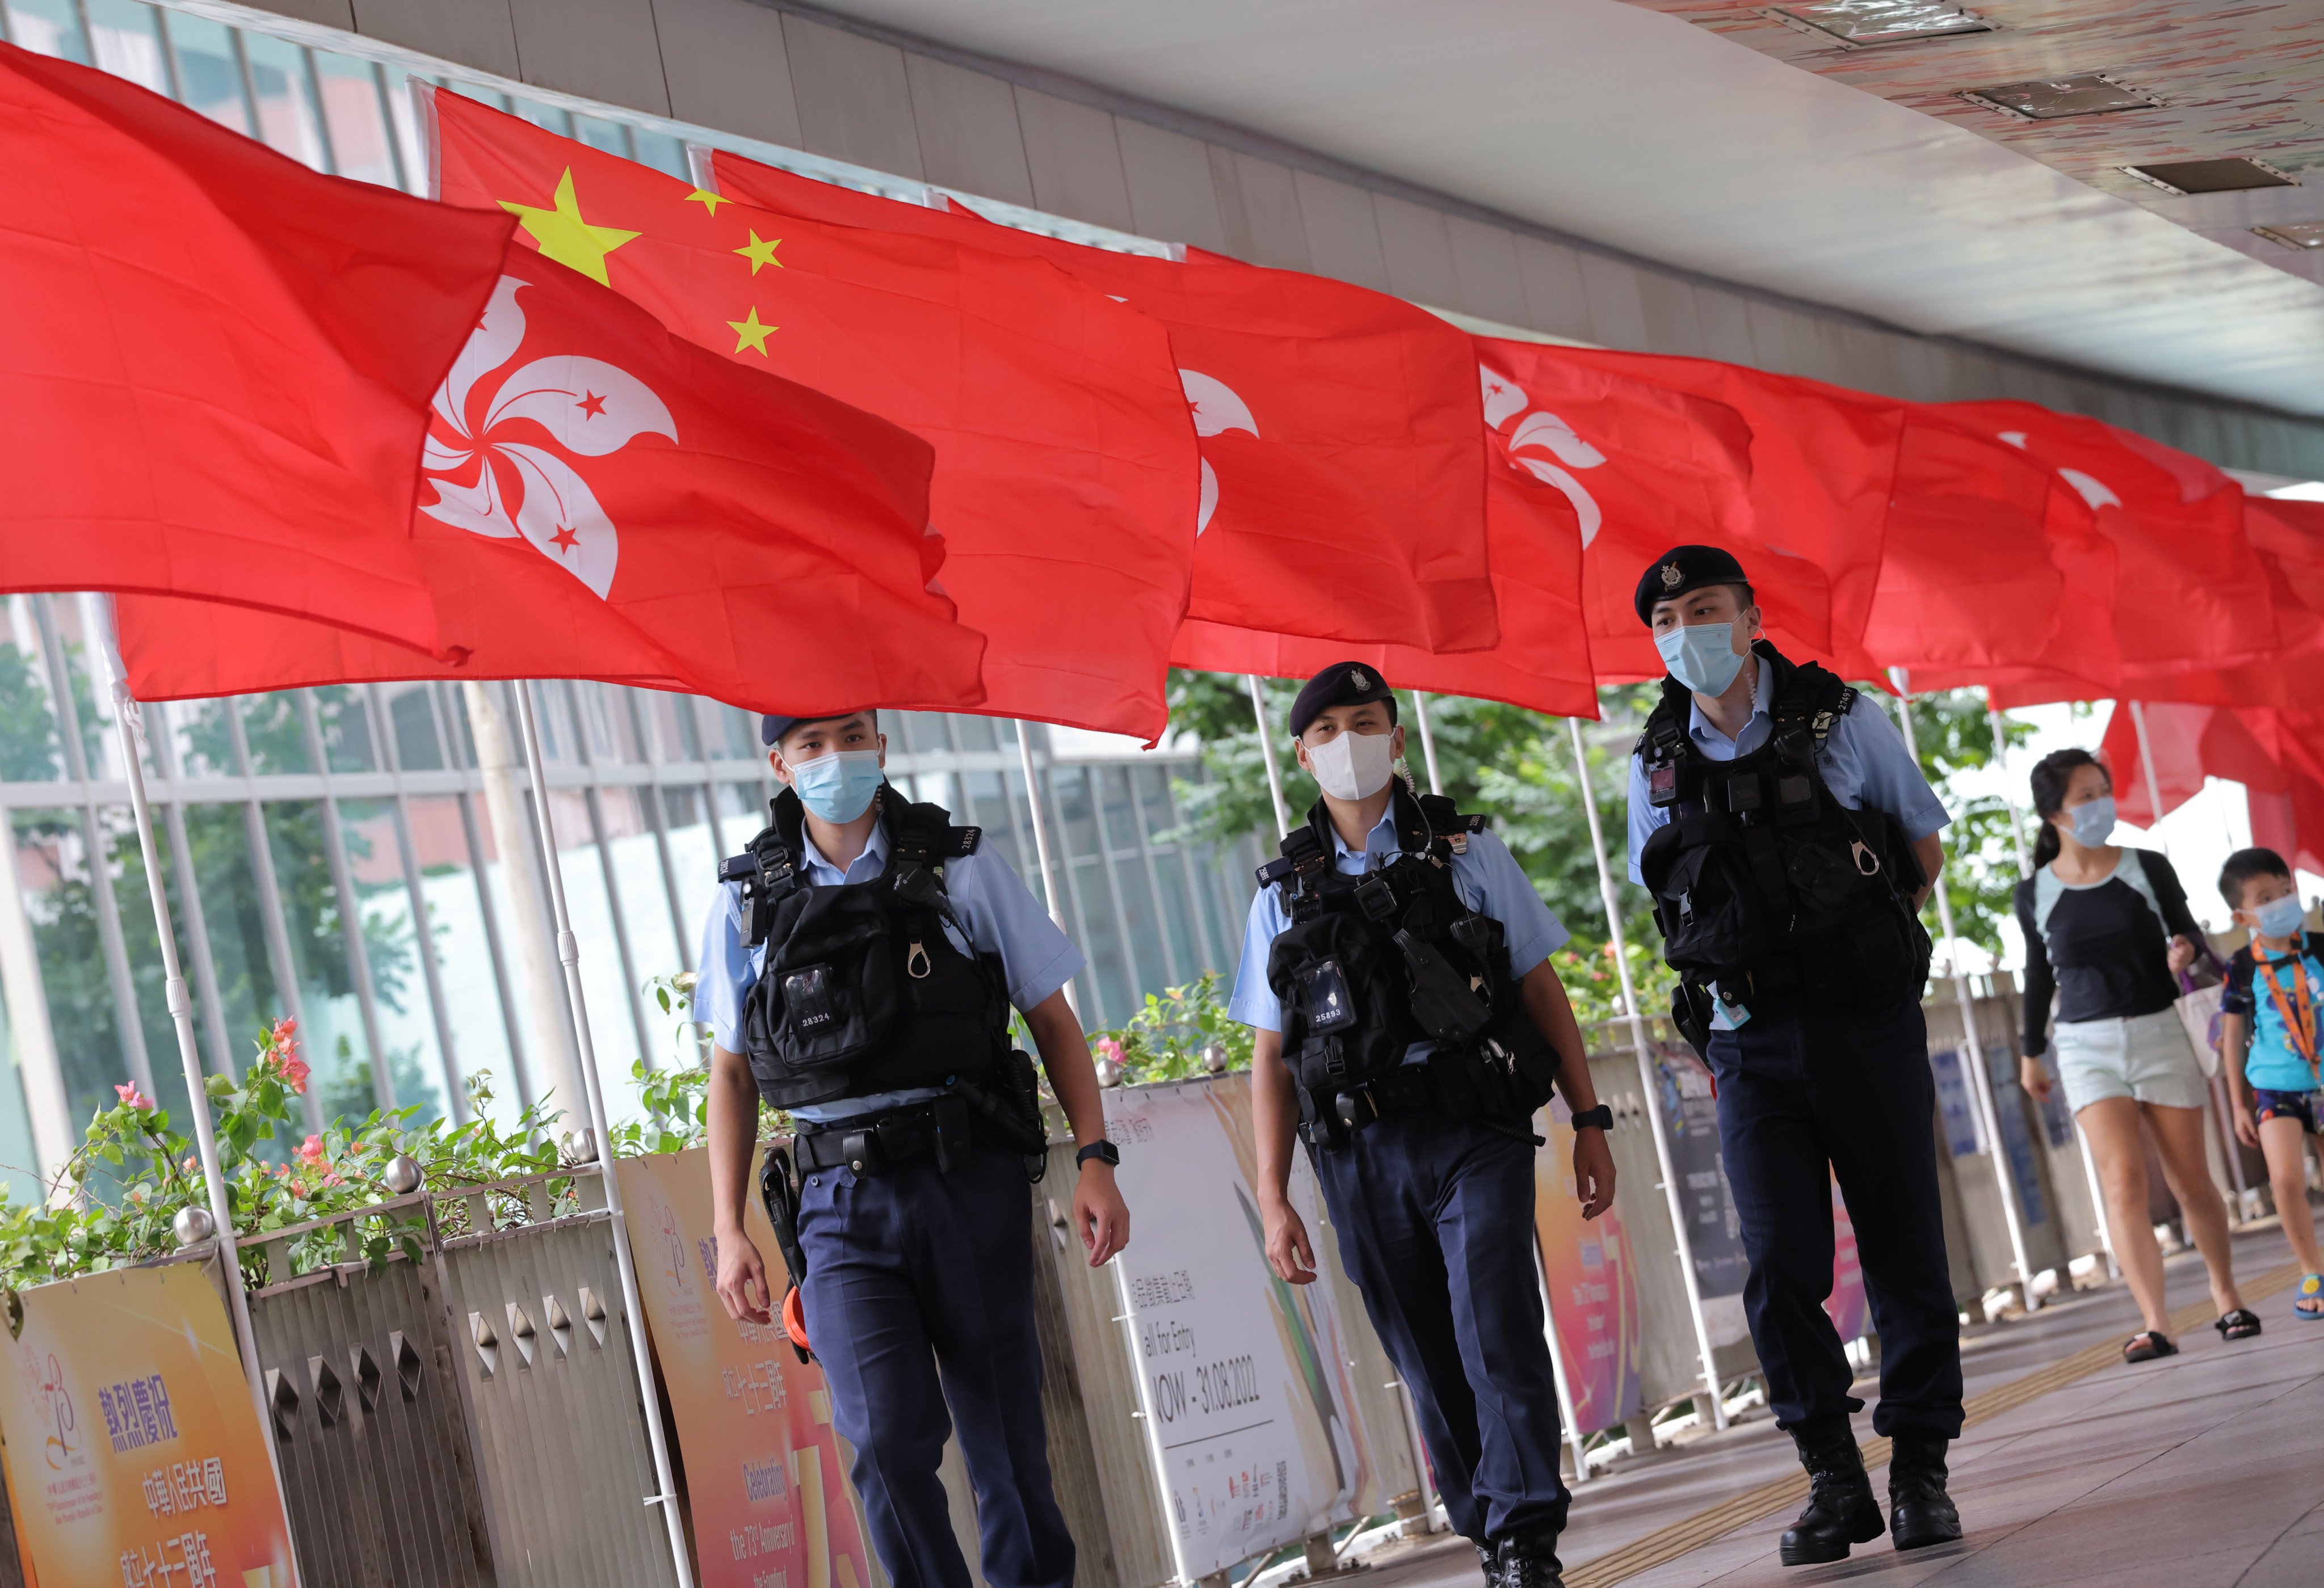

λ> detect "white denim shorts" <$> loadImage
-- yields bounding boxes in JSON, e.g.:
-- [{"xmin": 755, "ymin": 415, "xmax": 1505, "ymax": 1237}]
[{"xmin": 2051, "ymin": 1008, "xmax": 2210, "ymax": 1115}]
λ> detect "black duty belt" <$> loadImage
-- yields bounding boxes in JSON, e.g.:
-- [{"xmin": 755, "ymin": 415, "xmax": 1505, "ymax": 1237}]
[
  {"xmin": 1304, "ymin": 1059, "xmax": 1440, "ymax": 1144},
  {"xmin": 795, "ymin": 1094, "xmax": 976, "ymax": 1175}
]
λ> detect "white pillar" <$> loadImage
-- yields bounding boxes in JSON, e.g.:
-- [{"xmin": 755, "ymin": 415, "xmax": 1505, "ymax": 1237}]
[
  {"xmin": 509, "ymin": 683, "xmax": 696, "ymax": 1588},
  {"xmin": 1411, "ymin": 690, "xmax": 1445, "ymax": 795},
  {"xmin": 1563, "ymin": 716, "xmax": 1729, "ymax": 1426},
  {"xmin": 1246, "ymin": 675, "xmax": 1291, "ymax": 836},
  {"xmin": 461, "ymin": 680, "xmax": 581, "ymax": 1115}
]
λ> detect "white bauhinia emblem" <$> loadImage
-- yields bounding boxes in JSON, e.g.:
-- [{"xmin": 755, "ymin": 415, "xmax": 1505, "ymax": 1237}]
[
  {"xmin": 421, "ymin": 275, "xmax": 677, "ymax": 599},
  {"xmin": 1179, "ymin": 369, "xmax": 1258, "ymax": 534},
  {"xmin": 1997, "ymin": 430, "xmax": 2121, "ymax": 513},
  {"xmin": 1479, "ymin": 366, "xmax": 1607, "ymax": 546}
]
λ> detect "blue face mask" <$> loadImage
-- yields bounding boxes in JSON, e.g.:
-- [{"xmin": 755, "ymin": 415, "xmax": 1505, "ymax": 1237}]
[
  {"xmin": 791, "ymin": 749, "xmax": 884, "ymax": 823},
  {"xmin": 2255, "ymin": 893, "xmax": 2305, "ymax": 941},
  {"xmin": 2066, "ymin": 795, "xmax": 2116, "ymax": 848},
  {"xmin": 1655, "ymin": 621, "xmax": 1747, "ymax": 697}
]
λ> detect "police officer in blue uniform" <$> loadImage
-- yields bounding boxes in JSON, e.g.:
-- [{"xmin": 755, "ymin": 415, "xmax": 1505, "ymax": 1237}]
[
  {"xmin": 1234, "ymin": 663, "xmax": 1616, "ymax": 1588},
  {"xmin": 1624, "ymin": 547, "xmax": 1965, "ymax": 1565},
  {"xmin": 701, "ymin": 709, "xmax": 1131, "ymax": 1588}
]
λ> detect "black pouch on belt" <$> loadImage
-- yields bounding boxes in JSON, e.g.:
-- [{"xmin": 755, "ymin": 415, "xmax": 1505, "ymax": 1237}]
[{"xmin": 757, "ymin": 1147, "xmax": 811, "ymax": 1364}]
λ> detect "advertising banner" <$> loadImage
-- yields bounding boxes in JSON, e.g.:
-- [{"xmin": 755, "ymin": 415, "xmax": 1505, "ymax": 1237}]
[
  {"xmin": 1104, "ymin": 1076, "xmax": 1382, "ymax": 1580},
  {"xmin": 1825, "ymin": 1179, "xmax": 1868, "ymax": 1345},
  {"xmin": 0, "ymin": 1260, "xmax": 296, "ymax": 1588},
  {"xmin": 616, "ymin": 1147, "xmax": 878, "ymax": 1588},
  {"xmin": 1532, "ymin": 1097, "xmax": 1643, "ymax": 1435},
  {"xmin": 1652, "ymin": 1043, "xmax": 1752, "ymax": 1347}
]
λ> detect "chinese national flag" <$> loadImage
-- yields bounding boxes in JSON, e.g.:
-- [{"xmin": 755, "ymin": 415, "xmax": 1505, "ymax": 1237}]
[
  {"xmin": 1937, "ymin": 402, "xmax": 2273, "ymax": 694},
  {"xmin": 114, "ymin": 251, "xmax": 985, "ymax": 716},
  {"xmin": 430, "ymin": 91, "xmax": 1197, "ymax": 740},
  {"xmin": 709, "ymin": 151, "xmax": 1497, "ymax": 656},
  {"xmin": 0, "ymin": 42, "xmax": 514, "ymax": 650},
  {"xmin": 1862, "ymin": 410, "xmax": 2117, "ymax": 697},
  {"xmin": 1171, "ymin": 421, "xmax": 1594, "ymax": 716}
]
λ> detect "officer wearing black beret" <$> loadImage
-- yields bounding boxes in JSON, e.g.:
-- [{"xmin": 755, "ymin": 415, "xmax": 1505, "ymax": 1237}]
[
  {"xmin": 1625, "ymin": 549, "xmax": 1966, "ymax": 1564},
  {"xmin": 1230, "ymin": 662, "xmax": 1617, "ymax": 1588}
]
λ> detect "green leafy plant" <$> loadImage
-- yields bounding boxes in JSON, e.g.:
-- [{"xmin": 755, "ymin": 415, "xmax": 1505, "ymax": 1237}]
[{"xmin": 1090, "ymin": 971, "xmax": 1252, "ymax": 1085}]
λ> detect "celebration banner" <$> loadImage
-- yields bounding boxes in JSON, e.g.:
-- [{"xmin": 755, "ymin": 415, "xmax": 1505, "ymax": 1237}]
[
  {"xmin": 0, "ymin": 1261, "xmax": 295, "ymax": 1588},
  {"xmin": 1533, "ymin": 1097, "xmax": 1644, "ymax": 1435},
  {"xmin": 1653, "ymin": 1043, "xmax": 1753, "ymax": 1347},
  {"xmin": 1104, "ymin": 1076, "xmax": 1381, "ymax": 1580},
  {"xmin": 616, "ymin": 1147, "xmax": 877, "ymax": 1588}
]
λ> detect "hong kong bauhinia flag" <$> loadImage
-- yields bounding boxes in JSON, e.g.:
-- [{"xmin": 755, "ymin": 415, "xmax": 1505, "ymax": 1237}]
[
  {"xmin": 115, "ymin": 251, "xmax": 986, "ymax": 715},
  {"xmin": 0, "ymin": 43, "xmax": 514, "ymax": 649},
  {"xmin": 709, "ymin": 151, "xmax": 1498, "ymax": 657},
  {"xmin": 429, "ymin": 90, "xmax": 1198, "ymax": 741}
]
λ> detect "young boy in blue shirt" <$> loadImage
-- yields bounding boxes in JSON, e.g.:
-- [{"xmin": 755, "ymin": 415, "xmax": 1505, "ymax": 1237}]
[{"xmin": 2217, "ymin": 847, "xmax": 2324, "ymax": 1319}]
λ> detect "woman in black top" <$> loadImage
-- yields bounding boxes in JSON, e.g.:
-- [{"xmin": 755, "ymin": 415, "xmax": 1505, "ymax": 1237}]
[{"xmin": 2016, "ymin": 749, "xmax": 2254, "ymax": 1360}]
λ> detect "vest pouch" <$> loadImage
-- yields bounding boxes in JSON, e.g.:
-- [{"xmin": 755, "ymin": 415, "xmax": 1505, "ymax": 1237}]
[
  {"xmin": 760, "ymin": 888, "xmax": 900, "ymax": 1077},
  {"xmin": 1394, "ymin": 929, "xmax": 1491, "ymax": 1047},
  {"xmin": 1268, "ymin": 909, "xmax": 1412, "ymax": 1086},
  {"xmin": 1779, "ymin": 829, "xmax": 1880, "ymax": 918},
  {"xmin": 1640, "ymin": 811, "xmax": 1764, "ymax": 980}
]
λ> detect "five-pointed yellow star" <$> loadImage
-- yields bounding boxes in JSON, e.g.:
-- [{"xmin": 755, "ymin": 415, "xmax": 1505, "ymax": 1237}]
[
  {"xmin": 735, "ymin": 230, "xmax": 784, "ymax": 275},
  {"xmin": 728, "ymin": 306, "xmax": 777, "ymax": 355},
  {"xmin": 685, "ymin": 189, "xmax": 729, "ymax": 216},
  {"xmin": 499, "ymin": 169, "xmax": 638, "ymax": 286}
]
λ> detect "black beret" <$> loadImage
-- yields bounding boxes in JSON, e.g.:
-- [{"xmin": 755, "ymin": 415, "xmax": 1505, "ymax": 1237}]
[
  {"xmin": 1634, "ymin": 545, "xmax": 1750, "ymax": 625},
  {"xmin": 760, "ymin": 710, "xmax": 868, "ymax": 747},
  {"xmin": 1288, "ymin": 661, "xmax": 1398, "ymax": 739}
]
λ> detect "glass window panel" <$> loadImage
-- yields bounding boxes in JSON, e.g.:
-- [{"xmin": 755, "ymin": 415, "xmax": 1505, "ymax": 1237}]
[
  {"xmin": 657, "ymin": 786, "xmax": 722, "ymax": 974},
  {"xmin": 443, "ymin": 80, "xmax": 510, "ymax": 113},
  {"xmin": 335, "ymin": 799, "xmax": 445, "ymax": 1123},
  {"xmin": 406, "ymin": 794, "xmax": 516, "ymax": 1113},
  {"xmin": 1136, "ymin": 764, "xmax": 1179, "ymax": 845},
  {"xmin": 1108, "ymin": 846, "xmax": 1165, "ymax": 994},
  {"xmin": 384, "ymin": 684, "xmax": 446, "ymax": 771},
  {"xmin": 0, "ymin": 605, "xmax": 63, "ymax": 783},
  {"xmin": 631, "ymin": 128, "xmax": 687, "ymax": 178},
  {"xmin": 85, "ymin": 1, "xmax": 167, "ymax": 92},
  {"xmin": 512, "ymin": 97, "xmax": 571, "ymax": 135},
  {"xmin": 312, "ymin": 53, "xmax": 399, "ymax": 187},
  {"xmin": 260, "ymin": 799, "xmax": 369, "ymax": 1122},
  {"xmin": 184, "ymin": 804, "xmax": 283, "ymax": 1066},
  {"xmin": 666, "ymin": 697, "xmax": 705, "ymax": 760},
  {"xmin": 314, "ymin": 685, "xmax": 377, "ymax": 773},
  {"xmin": 438, "ymin": 682, "xmax": 478, "ymax": 768},
  {"xmin": 164, "ymin": 12, "xmax": 252, "ymax": 133},
  {"xmin": 161, "ymin": 699, "xmax": 233, "ymax": 780},
  {"xmin": 1053, "ymin": 767, "xmax": 1100, "ymax": 863},
  {"xmin": 3, "ymin": 0, "xmax": 91, "ymax": 62},
  {"xmin": 542, "ymin": 789, "xmax": 645, "ymax": 1113},
  {"xmin": 0, "ymin": 976, "xmax": 44, "ymax": 1204},
  {"xmin": 11, "ymin": 810, "xmax": 131, "ymax": 1129},
  {"xmin": 45, "ymin": 597, "xmax": 110, "ymax": 778},
  {"xmin": 238, "ymin": 694, "xmax": 312, "ymax": 775},
  {"xmin": 1099, "ymin": 766, "xmax": 1139, "ymax": 856},
  {"xmin": 955, "ymin": 714, "xmax": 1001, "ymax": 754},
  {"xmin": 241, "ymin": 32, "xmax": 327, "ymax": 170},
  {"xmin": 103, "ymin": 806, "xmax": 194, "ymax": 1121},
  {"xmin": 572, "ymin": 112, "xmax": 628, "ymax": 156},
  {"xmin": 1071, "ymin": 858, "xmax": 1131, "ymax": 1023},
  {"xmin": 1153, "ymin": 849, "xmax": 1204, "ymax": 978},
  {"xmin": 596, "ymin": 785, "xmax": 683, "ymax": 1012}
]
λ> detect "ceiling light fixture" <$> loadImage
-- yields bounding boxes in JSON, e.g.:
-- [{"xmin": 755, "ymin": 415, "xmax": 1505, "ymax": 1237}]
[
  {"xmin": 1960, "ymin": 74, "xmax": 2162, "ymax": 121},
  {"xmin": 2123, "ymin": 158, "xmax": 2301, "ymax": 196},
  {"xmin": 2253, "ymin": 220, "xmax": 2324, "ymax": 251},
  {"xmin": 1762, "ymin": 2, "xmax": 1994, "ymax": 49}
]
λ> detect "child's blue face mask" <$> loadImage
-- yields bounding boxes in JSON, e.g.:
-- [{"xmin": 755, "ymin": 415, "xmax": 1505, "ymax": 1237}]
[{"xmin": 2254, "ymin": 893, "xmax": 2305, "ymax": 941}]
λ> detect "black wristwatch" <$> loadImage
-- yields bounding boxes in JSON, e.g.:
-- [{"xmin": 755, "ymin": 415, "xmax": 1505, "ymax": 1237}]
[
  {"xmin": 1077, "ymin": 1140, "xmax": 1121, "ymax": 1169},
  {"xmin": 1569, "ymin": 1105, "xmax": 1614, "ymax": 1132}
]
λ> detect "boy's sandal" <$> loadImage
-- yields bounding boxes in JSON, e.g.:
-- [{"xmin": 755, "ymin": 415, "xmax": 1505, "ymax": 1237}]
[
  {"xmin": 2123, "ymin": 1330, "xmax": 2177, "ymax": 1363},
  {"xmin": 2295, "ymin": 1274, "xmax": 2324, "ymax": 1320},
  {"xmin": 2216, "ymin": 1308, "xmax": 2263, "ymax": 1340}
]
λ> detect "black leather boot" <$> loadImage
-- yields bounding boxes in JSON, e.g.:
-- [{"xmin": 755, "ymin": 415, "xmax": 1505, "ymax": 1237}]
[
  {"xmin": 1778, "ymin": 1420, "xmax": 1885, "ymax": 1566},
  {"xmin": 1474, "ymin": 1543, "xmax": 1498, "ymax": 1587},
  {"xmin": 1490, "ymin": 1528, "xmax": 1566, "ymax": 1588},
  {"xmin": 1888, "ymin": 1431, "xmax": 1963, "ymax": 1551}
]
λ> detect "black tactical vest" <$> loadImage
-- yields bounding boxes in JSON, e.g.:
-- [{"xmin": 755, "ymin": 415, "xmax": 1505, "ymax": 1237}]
[
  {"xmin": 1259, "ymin": 785, "xmax": 1556, "ymax": 1133},
  {"xmin": 1634, "ymin": 641, "xmax": 1931, "ymax": 1028},
  {"xmin": 721, "ymin": 786, "xmax": 1008, "ymax": 1110}
]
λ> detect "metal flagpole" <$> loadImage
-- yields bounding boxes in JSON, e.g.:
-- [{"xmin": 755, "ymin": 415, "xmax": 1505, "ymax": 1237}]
[
  {"xmin": 1012, "ymin": 722, "xmax": 1078, "ymax": 1016},
  {"xmin": 1563, "ymin": 717, "xmax": 1728, "ymax": 1426},
  {"xmin": 1890, "ymin": 680, "xmax": 2040, "ymax": 1309},
  {"xmin": 509, "ymin": 682, "xmax": 697, "ymax": 1588},
  {"xmin": 107, "ymin": 681, "xmax": 293, "ymax": 1510},
  {"xmin": 1532, "ymin": 1253, "xmax": 1592, "ymax": 1486},
  {"xmin": 1247, "ymin": 674, "xmax": 1291, "ymax": 835},
  {"xmin": 1411, "ymin": 690, "xmax": 1445, "ymax": 795},
  {"xmin": 1990, "ymin": 693, "xmax": 2117, "ymax": 1276}
]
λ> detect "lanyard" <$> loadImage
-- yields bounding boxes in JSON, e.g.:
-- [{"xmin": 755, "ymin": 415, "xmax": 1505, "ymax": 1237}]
[{"xmin": 2256, "ymin": 946, "xmax": 2320, "ymax": 1080}]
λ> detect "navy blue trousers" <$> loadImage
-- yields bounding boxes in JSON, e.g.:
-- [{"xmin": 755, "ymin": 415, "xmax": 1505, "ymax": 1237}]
[
  {"xmin": 1311, "ymin": 1109, "xmax": 1571, "ymax": 1545},
  {"xmin": 1705, "ymin": 996, "xmax": 1965, "ymax": 1439},
  {"xmin": 797, "ymin": 1141, "xmax": 1073, "ymax": 1588}
]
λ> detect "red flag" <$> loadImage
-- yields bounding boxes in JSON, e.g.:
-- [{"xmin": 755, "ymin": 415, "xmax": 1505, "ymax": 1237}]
[
  {"xmin": 428, "ymin": 91, "xmax": 1195, "ymax": 740},
  {"xmin": 1936, "ymin": 402, "xmax": 2272, "ymax": 688},
  {"xmin": 1172, "ymin": 430, "xmax": 1594, "ymax": 716},
  {"xmin": 115, "ymin": 250, "xmax": 984, "ymax": 715},
  {"xmin": 1863, "ymin": 410, "xmax": 2116, "ymax": 697},
  {"xmin": 0, "ymin": 42, "xmax": 514, "ymax": 648},
  {"xmin": 708, "ymin": 154, "xmax": 1497, "ymax": 656}
]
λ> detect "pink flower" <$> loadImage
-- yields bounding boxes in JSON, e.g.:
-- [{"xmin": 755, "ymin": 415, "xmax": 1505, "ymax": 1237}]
[
  {"xmin": 288, "ymin": 1180, "xmax": 307, "ymax": 1200},
  {"xmin": 182, "ymin": 1157, "xmax": 198, "ymax": 1174},
  {"xmin": 279, "ymin": 1055, "xmax": 310, "ymax": 1096},
  {"xmin": 321, "ymin": 1171, "xmax": 344, "ymax": 1189},
  {"xmin": 115, "ymin": 1083, "xmax": 154, "ymax": 1110},
  {"xmin": 297, "ymin": 1135, "xmax": 326, "ymax": 1167},
  {"xmin": 1095, "ymin": 1037, "xmax": 1127, "ymax": 1065}
]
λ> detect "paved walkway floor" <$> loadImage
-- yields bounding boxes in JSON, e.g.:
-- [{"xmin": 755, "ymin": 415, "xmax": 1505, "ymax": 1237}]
[{"xmin": 1338, "ymin": 1226, "xmax": 2319, "ymax": 1588}]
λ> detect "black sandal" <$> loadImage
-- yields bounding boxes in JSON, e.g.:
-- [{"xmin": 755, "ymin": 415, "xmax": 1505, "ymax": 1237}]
[
  {"xmin": 2123, "ymin": 1330, "xmax": 2178, "ymax": 1363},
  {"xmin": 2215, "ymin": 1308, "xmax": 2263, "ymax": 1341}
]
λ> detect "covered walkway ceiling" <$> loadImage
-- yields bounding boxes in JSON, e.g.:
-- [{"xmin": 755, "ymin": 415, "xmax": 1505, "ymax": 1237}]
[{"xmin": 789, "ymin": 0, "xmax": 2324, "ymax": 419}]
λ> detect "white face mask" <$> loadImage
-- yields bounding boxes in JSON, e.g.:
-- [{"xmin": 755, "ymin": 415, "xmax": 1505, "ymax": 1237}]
[{"xmin": 1306, "ymin": 728, "xmax": 1396, "ymax": 802}]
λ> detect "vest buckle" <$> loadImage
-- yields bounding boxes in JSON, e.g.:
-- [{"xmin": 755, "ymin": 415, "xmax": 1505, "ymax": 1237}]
[{"xmin": 906, "ymin": 941, "xmax": 932, "ymax": 979}]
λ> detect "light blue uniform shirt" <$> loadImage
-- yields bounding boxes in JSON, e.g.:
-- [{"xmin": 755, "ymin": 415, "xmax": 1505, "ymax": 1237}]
[
  {"xmin": 1624, "ymin": 658, "xmax": 1951, "ymax": 886},
  {"xmin": 696, "ymin": 816, "xmax": 1083, "ymax": 1122},
  {"xmin": 1227, "ymin": 805, "xmax": 1569, "ymax": 1063}
]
